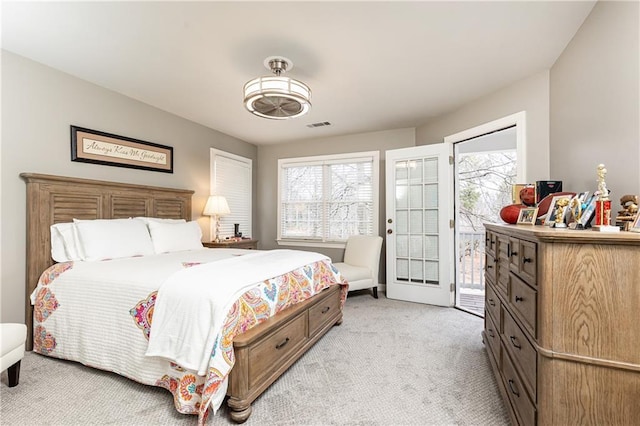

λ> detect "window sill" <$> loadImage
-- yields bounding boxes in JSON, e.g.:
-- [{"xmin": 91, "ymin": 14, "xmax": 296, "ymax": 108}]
[{"xmin": 276, "ymin": 239, "xmax": 346, "ymax": 249}]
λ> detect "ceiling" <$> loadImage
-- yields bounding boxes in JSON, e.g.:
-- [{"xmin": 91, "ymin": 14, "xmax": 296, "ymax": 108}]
[{"xmin": 1, "ymin": 1, "xmax": 596, "ymax": 146}]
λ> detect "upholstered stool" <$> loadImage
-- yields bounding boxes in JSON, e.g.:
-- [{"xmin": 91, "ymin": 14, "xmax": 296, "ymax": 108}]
[{"xmin": 1, "ymin": 323, "xmax": 27, "ymax": 387}]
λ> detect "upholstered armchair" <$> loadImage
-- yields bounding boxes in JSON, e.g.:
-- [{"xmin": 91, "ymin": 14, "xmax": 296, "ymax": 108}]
[
  {"xmin": 1, "ymin": 323, "xmax": 27, "ymax": 387},
  {"xmin": 333, "ymin": 235, "xmax": 383, "ymax": 298}
]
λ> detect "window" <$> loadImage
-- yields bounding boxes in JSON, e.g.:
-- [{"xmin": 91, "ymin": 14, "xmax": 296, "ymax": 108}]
[
  {"xmin": 278, "ymin": 151, "xmax": 379, "ymax": 247},
  {"xmin": 210, "ymin": 149, "xmax": 252, "ymax": 239}
]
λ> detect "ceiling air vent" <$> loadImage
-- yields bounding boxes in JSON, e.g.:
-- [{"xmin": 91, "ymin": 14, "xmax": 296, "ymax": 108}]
[{"xmin": 306, "ymin": 121, "xmax": 332, "ymax": 128}]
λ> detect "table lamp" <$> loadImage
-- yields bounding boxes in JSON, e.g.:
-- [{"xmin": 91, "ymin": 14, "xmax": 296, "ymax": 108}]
[{"xmin": 203, "ymin": 195, "xmax": 230, "ymax": 242}]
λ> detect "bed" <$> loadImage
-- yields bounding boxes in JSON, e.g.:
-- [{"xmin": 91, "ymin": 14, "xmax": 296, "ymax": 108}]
[{"xmin": 21, "ymin": 173, "xmax": 347, "ymax": 424}]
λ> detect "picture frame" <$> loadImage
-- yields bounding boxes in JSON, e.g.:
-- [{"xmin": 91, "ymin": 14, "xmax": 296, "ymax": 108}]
[
  {"xmin": 71, "ymin": 126, "xmax": 173, "ymax": 173},
  {"xmin": 517, "ymin": 207, "xmax": 538, "ymax": 225},
  {"xmin": 578, "ymin": 194, "xmax": 598, "ymax": 229},
  {"xmin": 629, "ymin": 213, "xmax": 640, "ymax": 233},
  {"xmin": 545, "ymin": 194, "xmax": 572, "ymax": 227}
]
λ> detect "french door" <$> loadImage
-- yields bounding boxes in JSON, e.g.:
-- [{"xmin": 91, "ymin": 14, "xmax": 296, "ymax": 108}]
[{"xmin": 385, "ymin": 144, "xmax": 454, "ymax": 307}]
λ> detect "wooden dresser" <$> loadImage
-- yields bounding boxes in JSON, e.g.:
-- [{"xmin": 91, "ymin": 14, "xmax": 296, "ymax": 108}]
[{"xmin": 483, "ymin": 223, "xmax": 640, "ymax": 426}]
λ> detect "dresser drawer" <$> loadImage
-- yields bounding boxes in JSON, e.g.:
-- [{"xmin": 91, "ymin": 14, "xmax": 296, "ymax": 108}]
[
  {"xmin": 248, "ymin": 312, "xmax": 308, "ymax": 388},
  {"xmin": 508, "ymin": 273, "xmax": 537, "ymax": 337},
  {"xmin": 485, "ymin": 284, "xmax": 501, "ymax": 329},
  {"xmin": 485, "ymin": 252, "xmax": 497, "ymax": 285},
  {"xmin": 519, "ymin": 240, "xmax": 537, "ymax": 286},
  {"xmin": 502, "ymin": 349, "xmax": 536, "ymax": 426},
  {"xmin": 308, "ymin": 286, "xmax": 341, "ymax": 337},
  {"xmin": 502, "ymin": 309, "xmax": 537, "ymax": 400},
  {"xmin": 484, "ymin": 310, "xmax": 501, "ymax": 368}
]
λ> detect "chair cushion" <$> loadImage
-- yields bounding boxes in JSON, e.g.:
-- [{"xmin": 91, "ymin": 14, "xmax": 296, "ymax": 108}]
[
  {"xmin": 333, "ymin": 262, "xmax": 371, "ymax": 282},
  {"xmin": 1, "ymin": 323, "xmax": 27, "ymax": 356}
]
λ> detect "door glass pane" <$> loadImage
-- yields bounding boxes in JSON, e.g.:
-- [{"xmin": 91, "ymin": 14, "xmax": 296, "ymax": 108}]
[
  {"xmin": 424, "ymin": 210, "xmax": 438, "ymax": 233},
  {"xmin": 410, "ymin": 235, "xmax": 423, "ymax": 258},
  {"xmin": 425, "ymin": 261, "xmax": 439, "ymax": 282},
  {"xmin": 410, "ymin": 260, "xmax": 423, "ymax": 282},
  {"xmin": 410, "ymin": 210, "xmax": 423, "ymax": 234},
  {"xmin": 409, "ymin": 185, "xmax": 422, "ymax": 208},
  {"xmin": 396, "ymin": 161, "xmax": 408, "ymax": 181},
  {"xmin": 424, "ymin": 184, "xmax": 438, "ymax": 208},
  {"xmin": 397, "ymin": 259, "xmax": 409, "ymax": 280},
  {"xmin": 424, "ymin": 158, "xmax": 438, "ymax": 182},
  {"xmin": 425, "ymin": 235, "xmax": 438, "ymax": 259},
  {"xmin": 396, "ymin": 235, "xmax": 408, "ymax": 257},
  {"xmin": 396, "ymin": 210, "xmax": 408, "ymax": 234},
  {"xmin": 396, "ymin": 185, "xmax": 408, "ymax": 208},
  {"xmin": 409, "ymin": 159, "xmax": 422, "ymax": 182}
]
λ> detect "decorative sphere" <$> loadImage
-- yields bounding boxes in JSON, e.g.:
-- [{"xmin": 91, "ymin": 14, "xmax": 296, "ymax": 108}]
[
  {"xmin": 500, "ymin": 204, "xmax": 524, "ymax": 224},
  {"xmin": 519, "ymin": 187, "xmax": 536, "ymax": 206}
]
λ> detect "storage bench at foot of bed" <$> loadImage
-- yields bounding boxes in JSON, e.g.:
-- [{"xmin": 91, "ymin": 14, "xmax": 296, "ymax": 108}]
[{"xmin": 226, "ymin": 284, "xmax": 343, "ymax": 423}]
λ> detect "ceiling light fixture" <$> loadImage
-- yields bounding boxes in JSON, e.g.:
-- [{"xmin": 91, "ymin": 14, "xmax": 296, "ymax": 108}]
[{"xmin": 243, "ymin": 56, "xmax": 311, "ymax": 120}]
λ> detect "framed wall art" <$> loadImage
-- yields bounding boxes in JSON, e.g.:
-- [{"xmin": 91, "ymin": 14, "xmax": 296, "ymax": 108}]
[
  {"xmin": 517, "ymin": 207, "xmax": 538, "ymax": 225},
  {"xmin": 71, "ymin": 126, "xmax": 173, "ymax": 173}
]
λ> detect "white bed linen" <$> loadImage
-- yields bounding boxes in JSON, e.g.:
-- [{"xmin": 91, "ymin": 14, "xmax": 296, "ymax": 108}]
[{"xmin": 147, "ymin": 249, "xmax": 329, "ymax": 374}]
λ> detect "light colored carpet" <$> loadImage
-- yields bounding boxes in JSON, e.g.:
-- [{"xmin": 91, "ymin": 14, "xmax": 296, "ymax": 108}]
[{"xmin": 0, "ymin": 292, "xmax": 509, "ymax": 425}]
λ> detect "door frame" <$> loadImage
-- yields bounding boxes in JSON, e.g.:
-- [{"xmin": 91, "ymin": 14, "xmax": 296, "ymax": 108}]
[{"xmin": 444, "ymin": 111, "xmax": 527, "ymax": 313}]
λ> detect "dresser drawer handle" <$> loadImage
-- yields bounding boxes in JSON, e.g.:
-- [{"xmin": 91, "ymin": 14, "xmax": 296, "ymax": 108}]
[
  {"xmin": 508, "ymin": 379, "xmax": 520, "ymax": 397},
  {"xmin": 515, "ymin": 296, "xmax": 524, "ymax": 302},
  {"xmin": 487, "ymin": 329, "xmax": 495, "ymax": 338},
  {"xmin": 487, "ymin": 265, "xmax": 493, "ymax": 269},
  {"xmin": 321, "ymin": 306, "xmax": 331, "ymax": 314},
  {"xmin": 275, "ymin": 337, "xmax": 290, "ymax": 350},
  {"xmin": 510, "ymin": 251, "xmax": 518, "ymax": 256},
  {"xmin": 523, "ymin": 257, "xmax": 532, "ymax": 263},
  {"xmin": 488, "ymin": 298, "xmax": 496, "ymax": 307},
  {"xmin": 509, "ymin": 335, "xmax": 522, "ymax": 349}
]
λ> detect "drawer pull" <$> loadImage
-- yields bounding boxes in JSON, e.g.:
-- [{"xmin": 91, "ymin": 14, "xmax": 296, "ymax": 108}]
[
  {"xmin": 321, "ymin": 306, "xmax": 331, "ymax": 314},
  {"xmin": 487, "ymin": 329, "xmax": 495, "ymax": 338},
  {"xmin": 275, "ymin": 337, "xmax": 290, "ymax": 350},
  {"xmin": 523, "ymin": 257, "xmax": 532, "ymax": 263},
  {"xmin": 515, "ymin": 296, "xmax": 524, "ymax": 302},
  {"xmin": 510, "ymin": 251, "xmax": 518, "ymax": 256},
  {"xmin": 509, "ymin": 335, "xmax": 522, "ymax": 349},
  {"xmin": 488, "ymin": 298, "xmax": 496, "ymax": 307},
  {"xmin": 487, "ymin": 265, "xmax": 493, "ymax": 269},
  {"xmin": 508, "ymin": 379, "xmax": 520, "ymax": 397}
]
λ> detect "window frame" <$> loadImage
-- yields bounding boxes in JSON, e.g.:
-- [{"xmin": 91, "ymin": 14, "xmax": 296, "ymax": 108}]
[{"xmin": 277, "ymin": 150, "xmax": 379, "ymax": 248}]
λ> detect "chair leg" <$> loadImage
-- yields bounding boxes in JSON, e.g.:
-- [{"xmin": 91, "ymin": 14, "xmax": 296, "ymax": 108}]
[
  {"xmin": 8, "ymin": 360, "xmax": 21, "ymax": 387},
  {"xmin": 372, "ymin": 287, "xmax": 378, "ymax": 299}
]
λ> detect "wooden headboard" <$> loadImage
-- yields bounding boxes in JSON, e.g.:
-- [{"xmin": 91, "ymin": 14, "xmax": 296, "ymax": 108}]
[{"xmin": 20, "ymin": 173, "xmax": 194, "ymax": 349}]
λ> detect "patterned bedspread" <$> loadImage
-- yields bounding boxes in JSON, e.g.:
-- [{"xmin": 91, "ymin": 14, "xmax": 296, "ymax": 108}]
[{"xmin": 31, "ymin": 249, "xmax": 347, "ymax": 424}]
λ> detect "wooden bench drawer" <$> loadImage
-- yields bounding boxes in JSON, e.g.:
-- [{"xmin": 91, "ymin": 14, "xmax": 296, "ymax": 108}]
[
  {"xmin": 508, "ymin": 273, "xmax": 537, "ymax": 337},
  {"xmin": 308, "ymin": 286, "xmax": 341, "ymax": 336},
  {"xmin": 502, "ymin": 308, "xmax": 537, "ymax": 400},
  {"xmin": 502, "ymin": 348, "xmax": 536, "ymax": 426},
  {"xmin": 248, "ymin": 312, "xmax": 308, "ymax": 388}
]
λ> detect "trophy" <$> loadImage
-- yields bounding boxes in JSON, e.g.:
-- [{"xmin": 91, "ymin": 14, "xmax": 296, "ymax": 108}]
[{"xmin": 592, "ymin": 164, "xmax": 619, "ymax": 232}]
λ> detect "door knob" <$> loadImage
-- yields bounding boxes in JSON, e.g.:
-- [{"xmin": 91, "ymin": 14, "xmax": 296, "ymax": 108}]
[{"xmin": 387, "ymin": 229, "xmax": 393, "ymax": 234}]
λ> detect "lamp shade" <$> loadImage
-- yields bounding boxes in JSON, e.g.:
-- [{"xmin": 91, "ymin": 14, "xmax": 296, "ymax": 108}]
[{"xmin": 203, "ymin": 195, "xmax": 230, "ymax": 216}]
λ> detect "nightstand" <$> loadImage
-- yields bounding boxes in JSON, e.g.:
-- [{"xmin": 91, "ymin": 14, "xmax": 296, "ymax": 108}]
[{"xmin": 203, "ymin": 239, "xmax": 258, "ymax": 250}]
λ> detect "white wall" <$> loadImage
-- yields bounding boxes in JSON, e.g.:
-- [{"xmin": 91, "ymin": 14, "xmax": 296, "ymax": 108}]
[
  {"xmin": 550, "ymin": 0, "xmax": 639, "ymax": 199},
  {"xmin": 1, "ymin": 51, "xmax": 257, "ymax": 323},
  {"xmin": 416, "ymin": 71, "xmax": 551, "ymax": 183}
]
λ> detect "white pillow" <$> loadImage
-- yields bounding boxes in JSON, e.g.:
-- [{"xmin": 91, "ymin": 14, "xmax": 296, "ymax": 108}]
[
  {"xmin": 148, "ymin": 220, "xmax": 203, "ymax": 254},
  {"xmin": 135, "ymin": 217, "xmax": 187, "ymax": 226},
  {"xmin": 50, "ymin": 222, "xmax": 84, "ymax": 262},
  {"xmin": 73, "ymin": 218, "xmax": 154, "ymax": 261}
]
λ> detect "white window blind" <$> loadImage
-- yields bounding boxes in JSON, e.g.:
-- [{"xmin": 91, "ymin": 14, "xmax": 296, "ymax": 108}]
[
  {"xmin": 278, "ymin": 151, "xmax": 379, "ymax": 244},
  {"xmin": 210, "ymin": 149, "xmax": 252, "ymax": 239}
]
